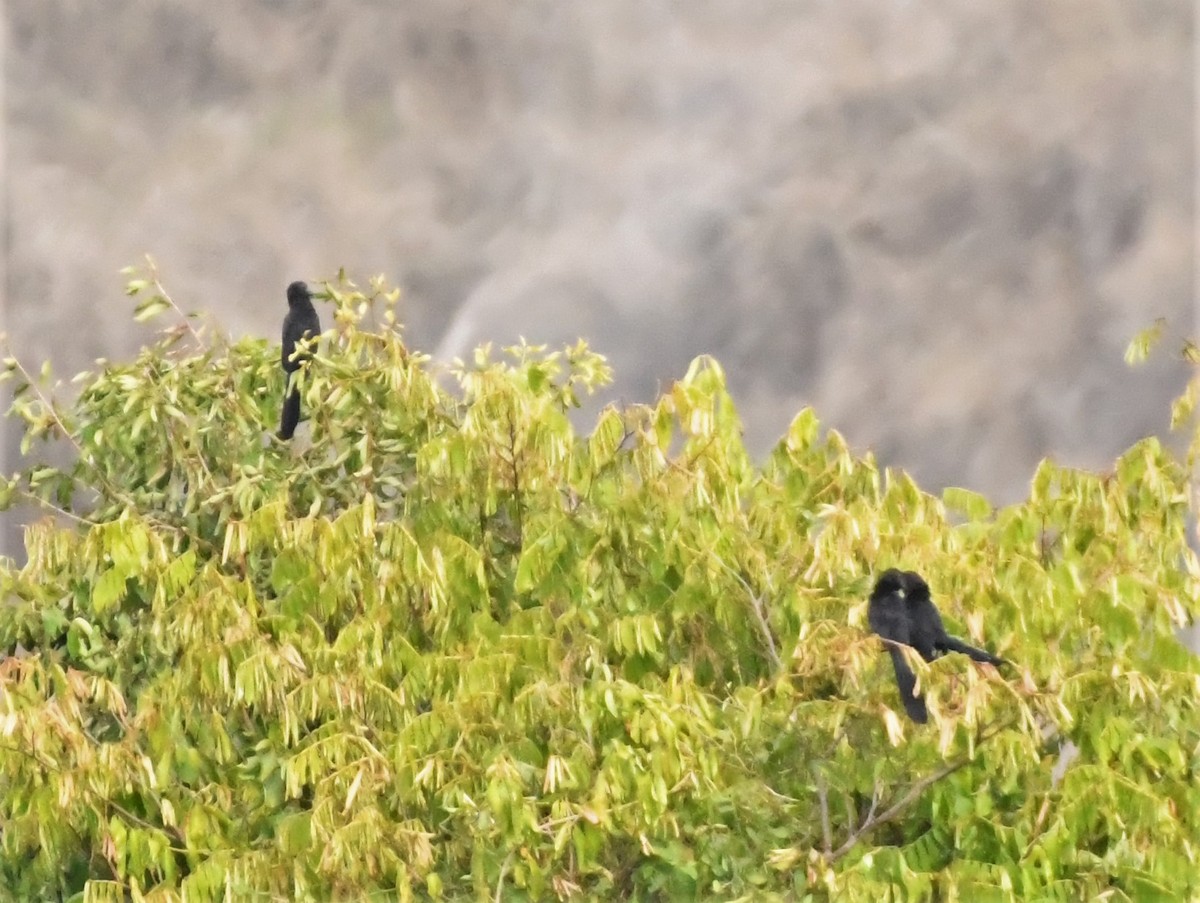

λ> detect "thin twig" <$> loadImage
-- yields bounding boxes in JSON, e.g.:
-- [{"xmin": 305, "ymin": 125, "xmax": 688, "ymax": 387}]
[
  {"xmin": 816, "ymin": 769, "xmax": 832, "ymax": 854},
  {"xmin": 761, "ymin": 783, "xmax": 801, "ymax": 804},
  {"xmin": 723, "ymin": 562, "xmax": 782, "ymax": 673},
  {"xmin": 143, "ymin": 256, "xmax": 205, "ymax": 349},
  {"xmin": 17, "ymin": 487, "xmax": 97, "ymax": 527},
  {"xmin": 506, "ymin": 409, "xmax": 524, "ymax": 552},
  {"xmin": 5, "ymin": 346, "xmax": 156, "ymax": 521},
  {"xmin": 864, "ymin": 780, "xmax": 882, "ymax": 826},
  {"xmin": 0, "ymin": 742, "xmax": 57, "ymax": 770},
  {"xmin": 6, "ymin": 354, "xmax": 84, "ymax": 455},
  {"xmin": 843, "ymin": 792, "xmax": 857, "ymax": 836},
  {"xmin": 1026, "ymin": 795, "xmax": 1053, "ymax": 854},
  {"xmin": 494, "ymin": 849, "xmax": 515, "ymax": 903}
]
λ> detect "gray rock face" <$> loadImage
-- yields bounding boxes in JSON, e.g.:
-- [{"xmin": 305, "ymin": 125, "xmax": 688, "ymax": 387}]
[{"xmin": 4, "ymin": 0, "xmax": 1193, "ymax": 523}]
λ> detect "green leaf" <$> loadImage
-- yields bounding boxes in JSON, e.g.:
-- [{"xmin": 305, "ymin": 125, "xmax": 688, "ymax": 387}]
[
  {"xmin": 133, "ymin": 295, "xmax": 171, "ymax": 322},
  {"xmin": 1124, "ymin": 318, "xmax": 1165, "ymax": 366},
  {"xmin": 943, "ymin": 486, "xmax": 993, "ymax": 521},
  {"xmin": 91, "ymin": 568, "xmax": 126, "ymax": 614}
]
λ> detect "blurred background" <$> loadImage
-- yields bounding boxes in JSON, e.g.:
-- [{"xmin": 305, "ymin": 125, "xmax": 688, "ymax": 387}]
[{"xmin": 2, "ymin": 1, "xmax": 1195, "ymax": 556}]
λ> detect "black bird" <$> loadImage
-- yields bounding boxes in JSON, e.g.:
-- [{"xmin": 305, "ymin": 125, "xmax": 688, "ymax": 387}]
[
  {"xmin": 278, "ymin": 281, "xmax": 321, "ymax": 440},
  {"xmin": 868, "ymin": 569, "xmax": 1005, "ymax": 723}
]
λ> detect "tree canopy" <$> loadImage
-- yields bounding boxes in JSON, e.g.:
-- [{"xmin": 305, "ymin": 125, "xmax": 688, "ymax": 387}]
[{"xmin": 0, "ymin": 268, "xmax": 1197, "ymax": 901}]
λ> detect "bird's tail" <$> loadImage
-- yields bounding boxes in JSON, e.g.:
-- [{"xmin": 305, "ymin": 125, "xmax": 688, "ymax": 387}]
[
  {"xmin": 941, "ymin": 637, "xmax": 1005, "ymax": 667},
  {"xmin": 278, "ymin": 386, "xmax": 302, "ymax": 440},
  {"xmin": 887, "ymin": 647, "xmax": 929, "ymax": 723}
]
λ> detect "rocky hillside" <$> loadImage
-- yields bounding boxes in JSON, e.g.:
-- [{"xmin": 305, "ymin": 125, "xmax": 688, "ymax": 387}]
[{"xmin": 5, "ymin": 1, "xmax": 1193, "ymax": 519}]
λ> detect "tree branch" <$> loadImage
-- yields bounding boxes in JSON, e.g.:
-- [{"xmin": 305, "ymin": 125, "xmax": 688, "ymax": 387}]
[
  {"xmin": 828, "ymin": 719, "xmax": 1013, "ymax": 863},
  {"xmin": 720, "ymin": 560, "xmax": 782, "ymax": 673},
  {"xmin": 815, "ymin": 769, "xmax": 832, "ymax": 854}
]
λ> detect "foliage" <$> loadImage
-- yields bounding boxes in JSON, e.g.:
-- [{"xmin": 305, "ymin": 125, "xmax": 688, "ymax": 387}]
[{"xmin": 0, "ymin": 267, "xmax": 1198, "ymax": 902}]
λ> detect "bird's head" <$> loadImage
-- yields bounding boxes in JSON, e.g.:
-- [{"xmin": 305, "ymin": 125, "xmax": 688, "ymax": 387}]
[
  {"xmin": 901, "ymin": 571, "xmax": 931, "ymax": 600},
  {"xmin": 286, "ymin": 281, "xmax": 312, "ymax": 307},
  {"xmin": 871, "ymin": 568, "xmax": 907, "ymax": 600}
]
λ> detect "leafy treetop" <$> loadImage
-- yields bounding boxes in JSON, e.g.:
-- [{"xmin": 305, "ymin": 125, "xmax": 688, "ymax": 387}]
[{"xmin": 0, "ymin": 264, "xmax": 1197, "ymax": 902}]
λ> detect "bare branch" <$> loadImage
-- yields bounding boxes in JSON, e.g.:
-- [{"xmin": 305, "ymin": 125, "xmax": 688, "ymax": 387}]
[
  {"xmin": 828, "ymin": 719, "xmax": 1013, "ymax": 863},
  {"xmin": 143, "ymin": 255, "xmax": 206, "ymax": 349},
  {"xmin": 722, "ymin": 562, "xmax": 783, "ymax": 673},
  {"xmin": 494, "ymin": 849, "xmax": 515, "ymax": 903},
  {"xmin": 16, "ymin": 487, "xmax": 97, "ymax": 527}
]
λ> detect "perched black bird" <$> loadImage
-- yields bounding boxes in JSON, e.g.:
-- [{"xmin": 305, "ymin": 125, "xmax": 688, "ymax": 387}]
[
  {"xmin": 278, "ymin": 281, "xmax": 321, "ymax": 440},
  {"xmin": 868, "ymin": 568, "xmax": 1005, "ymax": 723}
]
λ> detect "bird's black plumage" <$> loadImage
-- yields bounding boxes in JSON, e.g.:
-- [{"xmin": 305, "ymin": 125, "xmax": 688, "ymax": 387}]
[
  {"xmin": 868, "ymin": 569, "xmax": 1004, "ymax": 723},
  {"xmin": 278, "ymin": 281, "xmax": 321, "ymax": 440}
]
